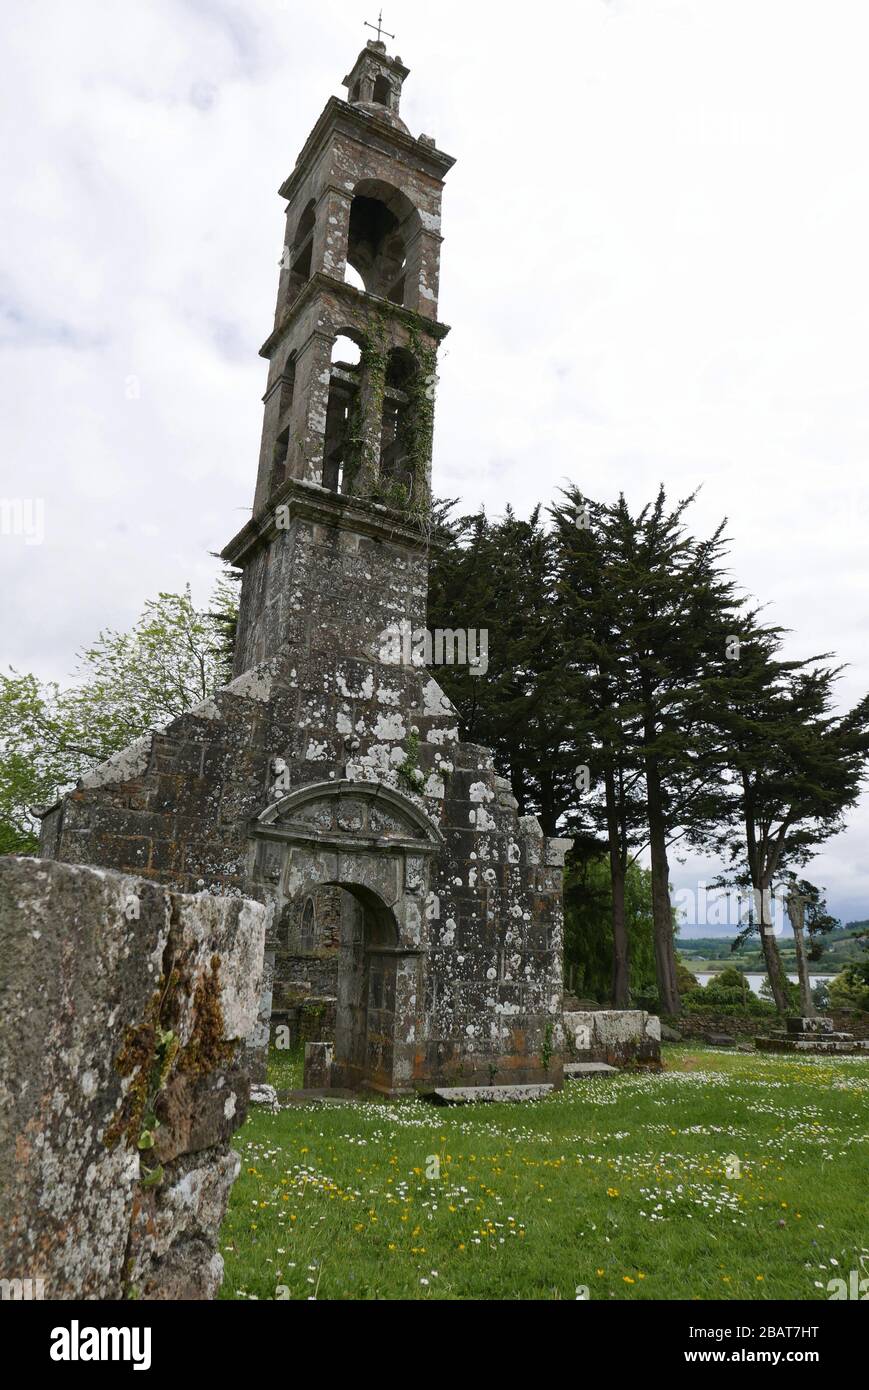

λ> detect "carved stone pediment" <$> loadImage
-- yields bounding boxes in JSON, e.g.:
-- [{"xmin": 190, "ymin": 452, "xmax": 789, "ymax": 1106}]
[{"xmin": 252, "ymin": 779, "xmax": 443, "ymax": 854}]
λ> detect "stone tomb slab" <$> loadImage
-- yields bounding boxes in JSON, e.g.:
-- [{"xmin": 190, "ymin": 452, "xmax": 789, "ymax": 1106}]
[
  {"xmin": 564, "ymin": 1062, "xmax": 618, "ymax": 1079},
  {"xmin": 429, "ymin": 1084, "xmax": 554, "ymax": 1105}
]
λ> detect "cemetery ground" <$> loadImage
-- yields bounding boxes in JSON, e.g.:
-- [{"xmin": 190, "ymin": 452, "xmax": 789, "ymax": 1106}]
[{"xmin": 219, "ymin": 1045, "xmax": 868, "ymax": 1302}]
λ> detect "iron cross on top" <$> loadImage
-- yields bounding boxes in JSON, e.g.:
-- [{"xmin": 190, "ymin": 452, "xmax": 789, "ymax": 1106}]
[{"xmin": 365, "ymin": 10, "xmax": 395, "ymax": 44}]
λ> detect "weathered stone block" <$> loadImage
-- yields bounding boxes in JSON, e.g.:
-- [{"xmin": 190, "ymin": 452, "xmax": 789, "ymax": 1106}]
[
  {"xmin": 563, "ymin": 1008, "xmax": 662, "ymax": 1067},
  {"xmin": 154, "ymin": 1067, "xmax": 249, "ymax": 1164},
  {"xmin": 564, "ymin": 1062, "xmax": 618, "ymax": 1079},
  {"xmin": 430, "ymin": 1084, "xmax": 554, "ymax": 1104},
  {"xmin": 786, "ymin": 1016, "xmax": 834, "ymax": 1035},
  {"xmin": 304, "ymin": 1042, "xmax": 334, "ymax": 1089},
  {"xmin": 0, "ymin": 857, "xmax": 267, "ymax": 1301}
]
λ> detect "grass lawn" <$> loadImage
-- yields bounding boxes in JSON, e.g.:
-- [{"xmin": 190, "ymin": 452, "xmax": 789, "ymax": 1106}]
[{"xmin": 218, "ymin": 1045, "xmax": 869, "ymax": 1301}]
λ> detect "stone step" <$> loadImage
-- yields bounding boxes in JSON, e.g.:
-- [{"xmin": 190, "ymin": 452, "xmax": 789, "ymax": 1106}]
[
  {"xmin": 756, "ymin": 1037, "xmax": 869, "ymax": 1055},
  {"xmin": 705, "ymin": 1033, "xmax": 737, "ymax": 1047},
  {"xmin": 769, "ymin": 1029, "xmax": 854, "ymax": 1043},
  {"xmin": 276, "ymin": 1087, "xmax": 358, "ymax": 1106},
  {"xmin": 564, "ymin": 1062, "xmax": 618, "ymax": 1079},
  {"xmin": 429, "ymin": 1084, "xmax": 554, "ymax": 1105}
]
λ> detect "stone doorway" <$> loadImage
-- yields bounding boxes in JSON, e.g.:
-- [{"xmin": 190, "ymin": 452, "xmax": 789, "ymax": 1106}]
[
  {"xmin": 248, "ymin": 780, "xmax": 442, "ymax": 1094},
  {"xmin": 287, "ymin": 880, "xmax": 400, "ymax": 1090}
]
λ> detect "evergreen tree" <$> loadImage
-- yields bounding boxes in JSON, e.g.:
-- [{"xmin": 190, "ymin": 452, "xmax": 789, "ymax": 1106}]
[
  {"xmin": 706, "ymin": 639, "xmax": 869, "ymax": 1011},
  {"xmin": 556, "ymin": 486, "xmax": 750, "ymax": 1014},
  {"xmin": 563, "ymin": 848, "xmax": 658, "ymax": 1004},
  {"xmin": 427, "ymin": 505, "xmax": 574, "ymax": 832},
  {"xmin": 552, "ymin": 493, "xmax": 647, "ymax": 1004}
]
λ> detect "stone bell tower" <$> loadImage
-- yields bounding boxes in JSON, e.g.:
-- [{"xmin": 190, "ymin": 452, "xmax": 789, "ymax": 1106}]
[
  {"xmin": 224, "ymin": 38, "xmax": 455, "ymax": 676},
  {"xmin": 40, "ymin": 37, "xmax": 572, "ymax": 1098}
]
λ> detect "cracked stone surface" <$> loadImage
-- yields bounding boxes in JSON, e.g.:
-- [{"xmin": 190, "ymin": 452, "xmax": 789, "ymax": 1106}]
[{"xmin": 0, "ymin": 858, "xmax": 267, "ymax": 1300}]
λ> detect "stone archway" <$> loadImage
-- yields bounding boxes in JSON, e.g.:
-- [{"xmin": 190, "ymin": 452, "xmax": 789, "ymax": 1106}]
[{"xmin": 248, "ymin": 780, "xmax": 443, "ymax": 1094}]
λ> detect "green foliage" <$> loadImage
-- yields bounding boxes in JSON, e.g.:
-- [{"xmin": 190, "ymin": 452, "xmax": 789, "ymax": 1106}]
[
  {"xmin": 427, "ymin": 485, "xmax": 869, "ymax": 1015},
  {"xmin": 717, "ymin": 965, "xmax": 752, "ymax": 989},
  {"xmin": 343, "ymin": 318, "xmax": 388, "ymax": 492},
  {"xmin": 541, "ymin": 1022, "xmax": 554, "ymax": 1072},
  {"xmin": 563, "ymin": 850, "xmax": 658, "ymax": 1004},
  {"xmin": 679, "ymin": 927, "xmax": 867, "ymax": 972},
  {"xmin": 674, "ymin": 962, "xmax": 780, "ymax": 1015},
  {"xmin": 396, "ymin": 730, "xmax": 424, "ymax": 793},
  {"xmin": 428, "ymin": 504, "xmax": 570, "ymax": 833},
  {"xmin": 758, "ymin": 975, "xmax": 801, "ymax": 1011},
  {"xmin": 675, "ymin": 958, "xmax": 702, "ymax": 994},
  {"xmin": 705, "ymin": 627, "xmax": 869, "ymax": 1012},
  {"xmin": 681, "ymin": 992, "xmax": 776, "ymax": 1017},
  {"xmin": 404, "ymin": 330, "xmax": 438, "ymax": 496},
  {"xmin": 828, "ymin": 962, "xmax": 869, "ymax": 1012},
  {"xmin": 207, "ymin": 568, "xmax": 242, "ymax": 687},
  {"xmin": 701, "ymin": 966, "xmax": 755, "ymax": 1009},
  {"xmin": 0, "ymin": 675, "xmax": 58, "ymax": 853},
  {"xmin": 0, "ymin": 578, "xmax": 239, "ymax": 851},
  {"xmin": 553, "ymin": 485, "xmax": 748, "ymax": 851}
]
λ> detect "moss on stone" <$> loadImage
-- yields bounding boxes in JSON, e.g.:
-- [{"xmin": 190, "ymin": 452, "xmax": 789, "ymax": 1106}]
[
  {"xmin": 104, "ymin": 953, "xmax": 229, "ymax": 1159},
  {"xmin": 176, "ymin": 953, "xmax": 234, "ymax": 1078},
  {"xmin": 103, "ymin": 986, "xmax": 164, "ymax": 1152},
  {"xmin": 396, "ymin": 730, "xmax": 424, "ymax": 792}
]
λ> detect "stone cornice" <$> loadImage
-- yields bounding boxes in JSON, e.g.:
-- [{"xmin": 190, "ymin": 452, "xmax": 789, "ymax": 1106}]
[
  {"xmin": 259, "ymin": 272, "xmax": 450, "ymax": 360},
  {"xmin": 278, "ymin": 96, "xmax": 455, "ymax": 205},
  {"xmin": 221, "ymin": 476, "xmax": 434, "ymax": 568},
  {"xmin": 343, "ymin": 46, "xmax": 410, "ymax": 85},
  {"xmin": 251, "ymin": 825, "xmax": 439, "ymax": 857}
]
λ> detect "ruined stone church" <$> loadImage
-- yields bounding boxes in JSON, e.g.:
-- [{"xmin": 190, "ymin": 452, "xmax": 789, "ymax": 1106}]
[{"xmin": 39, "ymin": 39, "xmax": 572, "ymax": 1096}]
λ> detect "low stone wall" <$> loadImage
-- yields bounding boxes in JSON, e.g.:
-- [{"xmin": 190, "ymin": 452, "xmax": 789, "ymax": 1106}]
[
  {"xmin": 563, "ymin": 1010, "xmax": 661, "ymax": 1067},
  {"xmin": 672, "ymin": 1011, "xmax": 763, "ymax": 1040},
  {"xmin": 272, "ymin": 954, "xmax": 339, "ymax": 1010},
  {"xmin": 830, "ymin": 1010, "xmax": 869, "ymax": 1039},
  {"xmin": 673, "ymin": 1010, "xmax": 869, "ymax": 1042},
  {"xmin": 0, "ymin": 857, "xmax": 268, "ymax": 1300},
  {"xmin": 273, "ymin": 996, "xmax": 338, "ymax": 1051}
]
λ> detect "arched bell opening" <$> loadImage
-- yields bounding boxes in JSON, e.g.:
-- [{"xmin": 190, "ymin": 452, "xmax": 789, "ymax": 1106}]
[
  {"xmin": 322, "ymin": 330, "xmax": 363, "ymax": 493},
  {"xmin": 346, "ymin": 179, "xmax": 420, "ymax": 307},
  {"xmin": 379, "ymin": 346, "xmax": 419, "ymax": 499},
  {"xmin": 287, "ymin": 199, "xmax": 315, "ymax": 302}
]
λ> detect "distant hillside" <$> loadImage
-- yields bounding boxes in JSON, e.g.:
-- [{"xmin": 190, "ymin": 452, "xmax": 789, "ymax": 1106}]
[{"xmin": 679, "ymin": 925, "xmax": 868, "ymax": 974}]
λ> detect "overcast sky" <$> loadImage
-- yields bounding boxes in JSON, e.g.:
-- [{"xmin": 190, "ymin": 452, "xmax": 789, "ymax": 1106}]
[{"xmin": 2, "ymin": 0, "xmax": 868, "ymax": 930}]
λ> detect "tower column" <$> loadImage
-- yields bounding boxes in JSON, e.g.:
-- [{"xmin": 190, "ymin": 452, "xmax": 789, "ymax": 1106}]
[
  {"xmin": 252, "ymin": 366, "xmax": 295, "ymax": 513},
  {"xmin": 353, "ymin": 344, "xmax": 389, "ymax": 495},
  {"xmin": 314, "ymin": 186, "xmax": 353, "ymax": 282},
  {"xmin": 403, "ymin": 226, "xmax": 443, "ymax": 319},
  {"xmin": 292, "ymin": 329, "xmax": 334, "ymax": 485}
]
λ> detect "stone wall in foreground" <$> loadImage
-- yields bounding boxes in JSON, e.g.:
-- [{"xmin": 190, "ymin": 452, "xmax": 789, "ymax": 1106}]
[{"xmin": 0, "ymin": 857, "xmax": 267, "ymax": 1300}]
